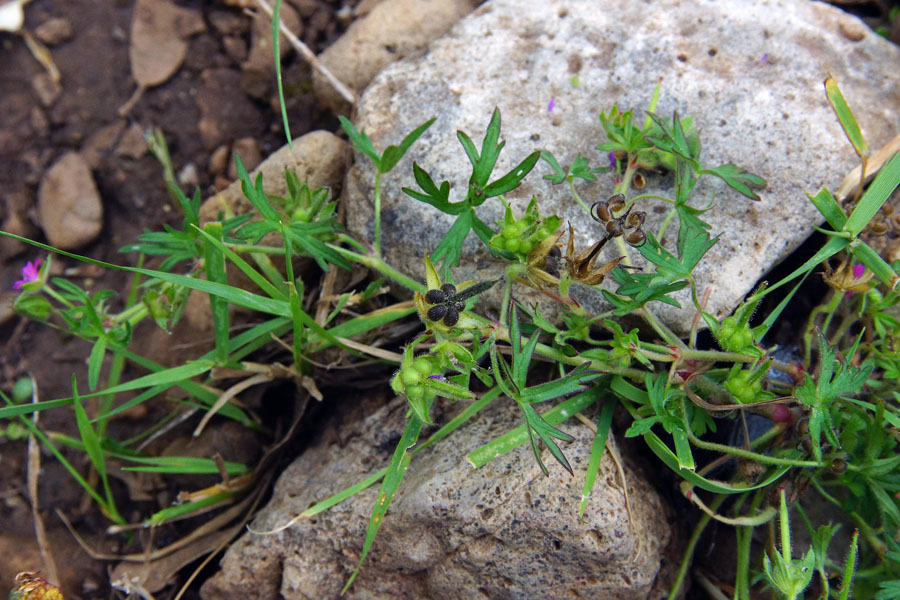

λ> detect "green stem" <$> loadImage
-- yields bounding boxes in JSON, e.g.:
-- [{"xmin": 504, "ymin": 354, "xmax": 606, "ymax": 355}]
[
  {"xmin": 328, "ymin": 244, "xmax": 424, "ymax": 292},
  {"xmin": 656, "ymin": 207, "xmax": 677, "ymax": 241},
  {"xmin": 42, "ymin": 284, "xmax": 73, "ymax": 309},
  {"xmin": 374, "ymin": 170, "xmax": 383, "ymax": 257},
  {"xmin": 567, "ymin": 178, "xmax": 592, "ymax": 215},
  {"xmin": 804, "ymin": 290, "xmax": 841, "ymax": 365},
  {"xmin": 638, "ymin": 307, "xmax": 686, "ymax": 349},
  {"xmin": 667, "ymin": 493, "xmax": 726, "ymax": 600}
]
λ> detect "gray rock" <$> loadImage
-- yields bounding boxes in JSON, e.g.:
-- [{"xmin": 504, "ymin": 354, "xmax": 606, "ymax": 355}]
[
  {"xmin": 37, "ymin": 152, "xmax": 103, "ymax": 249},
  {"xmin": 202, "ymin": 397, "xmax": 681, "ymax": 599},
  {"xmin": 343, "ymin": 0, "xmax": 900, "ymax": 334},
  {"xmin": 312, "ymin": 0, "xmax": 476, "ymax": 115}
]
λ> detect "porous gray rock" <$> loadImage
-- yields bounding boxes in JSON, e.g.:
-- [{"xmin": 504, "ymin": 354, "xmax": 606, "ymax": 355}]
[
  {"xmin": 342, "ymin": 0, "xmax": 900, "ymax": 334},
  {"xmin": 312, "ymin": 0, "xmax": 477, "ymax": 115},
  {"xmin": 37, "ymin": 152, "xmax": 103, "ymax": 249},
  {"xmin": 202, "ymin": 397, "xmax": 681, "ymax": 599}
]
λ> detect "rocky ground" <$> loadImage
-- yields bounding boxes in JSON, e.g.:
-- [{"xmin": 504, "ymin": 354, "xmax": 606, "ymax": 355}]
[{"xmin": 0, "ymin": 0, "xmax": 898, "ymax": 598}]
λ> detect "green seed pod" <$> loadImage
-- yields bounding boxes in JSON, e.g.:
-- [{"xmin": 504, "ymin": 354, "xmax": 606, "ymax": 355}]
[
  {"xmin": 400, "ymin": 367, "xmax": 423, "ymax": 386},
  {"xmin": 413, "ymin": 356, "xmax": 433, "ymax": 374},
  {"xmin": 405, "ymin": 385, "xmax": 425, "ymax": 399}
]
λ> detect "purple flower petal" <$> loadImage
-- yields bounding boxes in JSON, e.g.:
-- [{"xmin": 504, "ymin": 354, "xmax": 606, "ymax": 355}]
[
  {"xmin": 547, "ymin": 98, "xmax": 555, "ymax": 113},
  {"xmin": 852, "ymin": 263, "xmax": 866, "ymax": 279},
  {"xmin": 13, "ymin": 258, "xmax": 42, "ymax": 290}
]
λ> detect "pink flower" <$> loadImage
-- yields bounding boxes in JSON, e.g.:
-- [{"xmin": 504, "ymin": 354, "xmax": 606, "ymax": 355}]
[
  {"xmin": 547, "ymin": 98, "xmax": 555, "ymax": 113},
  {"xmin": 13, "ymin": 258, "xmax": 42, "ymax": 290}
]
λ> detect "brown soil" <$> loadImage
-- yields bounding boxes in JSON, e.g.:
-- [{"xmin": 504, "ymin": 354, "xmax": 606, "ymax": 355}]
[
  {"xmin": 1, "ymin": 1, "xmax": 898, "ymax": 599},
  {"xmin": 0, "ymin": 0, "xmax": 354, "ymax": 597}
]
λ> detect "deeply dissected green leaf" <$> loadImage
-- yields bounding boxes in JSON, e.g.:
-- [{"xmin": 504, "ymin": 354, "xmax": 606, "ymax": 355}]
[{"xmin": 700, "ymin": 164, "xmax": 766, "ymax": 200}]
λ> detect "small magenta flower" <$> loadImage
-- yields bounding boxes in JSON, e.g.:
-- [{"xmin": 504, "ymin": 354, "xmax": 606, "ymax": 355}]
[
  {"xmin": 547, "ymin": 98, "xmax": 555, "ymax": 113},
  {"xmin": 13, "ymin": 258, "xmax": 43, "ymax": 290}
]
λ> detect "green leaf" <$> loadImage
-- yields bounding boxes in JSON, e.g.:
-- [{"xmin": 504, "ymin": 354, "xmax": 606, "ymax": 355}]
[
  {"xmin": 203, "ymin": 222, "xmax": 229, "ymax": 365},
  {"xmin": 87, "ymin": 336, "xmax": 107, "ymax": 392},
  {"xmin": 466, "ymin": 388, "xmax": 603, "ymax": 469},
  {"xmin": 520, "ymin": 402, "xmax": 575, "ymax": 476},
  {"xmin": 699, "ymin": 164, "xmax": 766, "ymax": 201},
  {"xmin": 235, "ymin": 155, "xmax": 280, "ymax": 221},
  {"xmin": 541, "ymin": 150, "xmax": 567, "ymax": 184},
  {"xmin": 471, "ymin": 108, "xmax": 504, "ymax": 188},
  {"xmin": 579, "ymin": 390, "xmax": 615, "ymax": 519},
  {"xmin": 402, "ymin": 162, "xmax": 458, "ymax": 213},
  {"xmin": 271, "ymin": 0, "xmax": 293, "ymax": 150},
  {"xmin": 339, "ymin": 115, "xmax": 381, "ymax": 167},
  {"xmin": 343, "ymin": 414, "xmax": 423, "ymax": 593},
  {"xmin": 380, "ymin": 117, "xmax": 436, "ymax": 173},
  {"xmin": 825, "ymin": 75, "xmax": 869, "ymax": 160},
  {"xmin": 431, "ymin": 208, "xmax": 474, "ymax": 268},
  {"xmin": 808, "ymin": 187, "xmax": 846, "ymax": 230},
  {"xmin": 844, "ymin": 149, "xmax": 900, "ymax": 238},
  {"xmin": 482, "ymin": 150, "xmax": 541, "ymax": 198}
]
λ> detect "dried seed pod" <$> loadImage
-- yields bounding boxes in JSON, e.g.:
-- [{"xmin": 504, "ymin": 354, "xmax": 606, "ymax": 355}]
[
  {"xmin": 443, "ymin": 307, "xmax": 460, "ymax": 326},
  {"xmin": 626, "ymin": 211, "xmax": 646, "ymax": 229},
  {"xmin": 608, "ymin": 193, "xmax": 627, "ymax": 213},
  {"xmin": 625, "ymin": 229, "xmax": 646, "ymax": 247},
  {"xmin": 440, "ymin": 283, "xmax": 457, "ymax": 295},
  {"xmin": 544, "ymin": 245, "xmax": 561, "ymax": 277},
  {"xmin": 591, "ymin": 200, "xmax": 611, "ymax": 223},
  {"xmin": 427, "ymin": 305, "xmax": 448, "ymax": 321},
  {"xmin": 632, "ymin": 171, "xmax": 647, "ymax": 189},
  {"xmin": 606, "ymin": 220, "xmax": 623, "ymax": 236},
  {"xmin": 425, "ymin": 289, "xmax": 446, "ymax": 304},
  {"xmin": 882, "ymin": 204, "xmax": 894, "ymax": 216}
]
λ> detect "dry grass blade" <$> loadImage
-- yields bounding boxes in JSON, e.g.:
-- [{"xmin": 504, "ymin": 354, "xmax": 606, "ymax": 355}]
[
  {"xmin": 26, "ymin": 377, "xmax": 60, "ymax": 587},
  {"xmin": 837, "ymin": 132, "xmax": 900, "ymax": 202}
]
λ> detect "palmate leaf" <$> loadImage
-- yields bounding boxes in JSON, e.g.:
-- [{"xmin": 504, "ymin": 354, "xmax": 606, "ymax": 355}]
[
  {"xmin": 521, "ymin": 402, "xmax": 575, "ymax": 476},
  {"xmin": 700, "ymin": 164, "xmax": 766, "ymax": 201}
]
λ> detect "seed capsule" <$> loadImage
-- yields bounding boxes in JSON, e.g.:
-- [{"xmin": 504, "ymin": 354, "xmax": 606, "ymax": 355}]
[
  {"xmin": 425, "ymin": 289, "xmax": 446, "ymax": 304},
  {"xmin": 625, "ymin": 230, "xmax": 646, "ymax": 247},
  {"xmin": 427, "ymin": 305, "xmax": 448, "ymax": 321},
  {"xmin": 606, "ymin": 220, "xmax": 623, "ymax": 236},
  {"xmin": 626, "ymin": 211, "xmax": 646, "ymax": 229},
  {"xmin": 608, "ymin": 194, "xmax": 626, "ymax": 213},
  {"xmin": 592, "ymin": 200, "xmax": 611, "ymax": 223},
  {"xmin": 440, "ymin": 283, "xmax": 457, "ymax": 295}
]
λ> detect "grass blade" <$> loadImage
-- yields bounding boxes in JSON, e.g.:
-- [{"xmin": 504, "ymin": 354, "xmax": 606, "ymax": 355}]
[
  {"xmin": 342, "ymin": 415, "xmax": 423, "ymax": 593},
  {"xmin": 825, "ymin": 76, "xmax": 869, "ymax": 160},
  {"xmin": 271, "ymin": 0, "xmax": 293, "ymax": 150},
  {"xmin": 579, "ymin": 392, "xmax": 616, "ymax": 519},
  {"xmin": 466, "ymin": 388, "xmax": 602, "ymax": 469},
  {"xmin": 203, "ymin": 222, "xmax": 230, "ymax": 364}
]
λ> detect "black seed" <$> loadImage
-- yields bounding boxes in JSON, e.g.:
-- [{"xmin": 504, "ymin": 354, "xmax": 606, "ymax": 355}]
[
  {"xmin": 425, "ymin": 289, "xmax": 445, "ymax": 304},
  {"xmin": 427, "ymin": 305, "xmax": 448, "ymax": 321},
  {"xmin": 443, "ymin": 307, "xmax": 459, "ymax": 326},
  {"xmin": 440, "ymin": 283, "xmax": 457, "ymax": 295}
]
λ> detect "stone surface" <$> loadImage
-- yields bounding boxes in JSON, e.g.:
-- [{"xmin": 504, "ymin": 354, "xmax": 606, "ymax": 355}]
[
  {"xmin": 37, "ymin": 152, "xmax": 103, "ymax": 249},
  {"xmin": 202, "ymin": 397, "xmax": 680, "ymax": 600},
  {"xmin": 312, "ymin": 0, "xmax": 476, "ymax": 115},
  {"xmin": 342, "ymin": 0, "xmax": 900, "ymax": 334},
  {"xmin": 199, "ymin": 130, "xmax": 349, "ymax": 223}
]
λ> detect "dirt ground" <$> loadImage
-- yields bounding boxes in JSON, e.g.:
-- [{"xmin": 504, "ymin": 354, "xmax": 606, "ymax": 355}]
[
  {"xmin": 0, "ymin": 0, "xmax": 354, "ymax": 597},
  {"xmin": 1, "ymin": 0, "xmax": 898, "ymax": 598}
]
